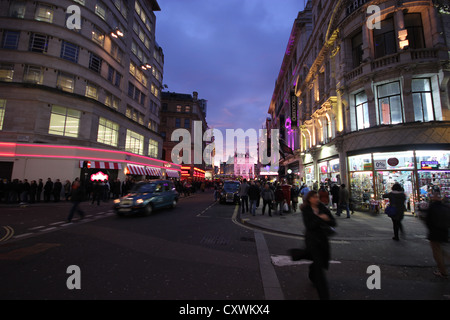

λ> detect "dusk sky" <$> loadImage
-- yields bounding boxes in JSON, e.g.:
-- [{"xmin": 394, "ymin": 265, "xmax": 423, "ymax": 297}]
[{"xmin": 155, "ymin": 0, "xmax": 305, "ymax": 134}]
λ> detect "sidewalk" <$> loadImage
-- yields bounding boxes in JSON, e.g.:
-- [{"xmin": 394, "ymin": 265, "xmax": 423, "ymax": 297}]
[{"xmin": 237, "ymin": 207, "xmax": 429, "ymax": 242}]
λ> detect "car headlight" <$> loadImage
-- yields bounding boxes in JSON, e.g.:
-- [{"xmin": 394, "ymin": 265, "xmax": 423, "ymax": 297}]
[
  {"xmin": 136, "ymin": 199, "xmax": 144, "ymax": 205},
  {"xmin": 114, "ymin": 199, "xmax": 120, "ymax": 204}
]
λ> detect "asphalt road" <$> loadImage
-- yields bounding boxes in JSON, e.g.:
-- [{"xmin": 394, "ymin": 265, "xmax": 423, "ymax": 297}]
[{"xmin": 0, "ymin": 190, "xmax": 449, "ymax": 303}]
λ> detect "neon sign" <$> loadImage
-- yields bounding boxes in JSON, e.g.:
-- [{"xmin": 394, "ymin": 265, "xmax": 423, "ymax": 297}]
[{"xmin": 91, "ymin": 171, "xmax": 109, "ymax": 181}]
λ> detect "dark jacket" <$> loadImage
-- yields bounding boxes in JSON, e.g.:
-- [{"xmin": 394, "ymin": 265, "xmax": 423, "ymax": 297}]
[
  {"xmin": 382, "ymin": 191, "xmax": 406, "ymax": 220},
  {"xmin": 426, "ymin": 200, "xmax": 449, "ymax": 243},
  {"xmin": 301, "ymin": 203, "xmax": 336, "ymax": 269},
  {"xmin": 71, "ymin": 186, "xmax": 84, "ymax": 202},
  {"xmin": 248, "ymin": 184, "xmax": 260, "ymax": 201}
]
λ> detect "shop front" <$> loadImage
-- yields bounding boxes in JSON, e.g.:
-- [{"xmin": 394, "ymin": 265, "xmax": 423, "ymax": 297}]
[
  {"xmin": 304, "ymin": 163, "xmax": 314, "ymax": 187},
  {"xmin": 348, "ymin": 149, "xmax": 450, "ymax": 213},
  {"xmin": 318, "ymin": 158, "xmax": 340, "ymax": 185},
  {"xmin": 79, "ymin": 161, "xmax": 122, "ymax": 183}
]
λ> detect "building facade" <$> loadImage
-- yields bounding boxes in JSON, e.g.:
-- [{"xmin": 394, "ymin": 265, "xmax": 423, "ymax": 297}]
[
  {"xmin": 160, "ymin": 91, "xmax": 208, "ymax": 180},
  {"xmin": 268, "ymin": 0, "xmax": 450, "ymax": 211},
  {"xmin": 0, "ymin": 0, "xmax": 181, "ymax": 182}
]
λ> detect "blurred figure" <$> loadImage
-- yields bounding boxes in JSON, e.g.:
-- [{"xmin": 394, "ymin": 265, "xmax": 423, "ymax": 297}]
[
  {"xmin": 67, "ymin": 180, "xmax": 85, "ymax": 223},
  {"xmin": 383, "ymin": 183, "xmax": 406, "ymax": 241}
]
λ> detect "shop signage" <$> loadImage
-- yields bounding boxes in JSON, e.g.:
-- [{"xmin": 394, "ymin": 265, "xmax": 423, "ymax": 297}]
[
  {"xmin": 374, "ymin": 160, "xmax": 387, "ymax": 170},
  {"xmin": 421, "ymin": 161, "xmax": 440, "ymax": 170},
  {"xmin": 387, "ymin": 158, "xmax": 399, "ymax": 167},
  {"xmin": 290, "ymin": 91, "xmax": 298, "ymax": 127},
  {"xmin": 363, "ymin": 163, "xmax": 373, "ymax": 171},
  {"xmin": 91, "ymin": 171, "xmax": 108, "ymax": 181}
]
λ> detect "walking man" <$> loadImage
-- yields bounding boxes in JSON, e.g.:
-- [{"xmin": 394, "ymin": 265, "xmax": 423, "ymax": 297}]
[
  {"xmin": 239, "ymin": 179, "xmax": 249, "ymax": 214},
  {"xmin": 67, "ymin": 180, "xmax": 85, "ymax": 223}
]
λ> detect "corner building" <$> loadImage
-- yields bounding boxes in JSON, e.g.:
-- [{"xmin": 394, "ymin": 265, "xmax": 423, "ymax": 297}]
[
  {"xmin": 0, "ymin": 0, "xmax": 181, "ymax": 181},
  {"xmin": 268, "ymin": 0, "xmax": 450, "ymax": 212}
]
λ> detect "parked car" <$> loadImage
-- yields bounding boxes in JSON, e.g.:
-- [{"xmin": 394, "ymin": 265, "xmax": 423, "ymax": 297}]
[
  {"xmin": 114, "ymin": 180, "xmax": 179, "ymax": 216},
  {"xmin": 219, "ymin": 181, "xmax": 241, "ymax": 204}
]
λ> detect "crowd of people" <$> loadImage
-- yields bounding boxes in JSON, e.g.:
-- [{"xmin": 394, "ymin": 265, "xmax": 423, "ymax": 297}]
[{"xmin": 0, "ymin": 177, "xmax": 144, "ymax": 205}]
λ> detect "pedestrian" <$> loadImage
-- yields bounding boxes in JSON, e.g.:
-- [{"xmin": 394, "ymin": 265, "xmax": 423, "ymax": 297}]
[
  {"xmin": 91, "ymin": 180, "xmax": 102, "ymax": 205},
  {"xmin": 53, "ymin": 179, "xmax": 62, "ymax": 202},
  {"xmin": 382, "ymin": 182, "xmax": 406, "ymax": 241},
  {"xmin": 36, "ymin": 179, "xmax": 43, "ymax": 203},
  {"xmin": 260, "ymin": 183, "xmax": 275, "ymax": 216},
  {"xmin": 67, "ymin": 180, "xmax": 85, "ymax": 223},
  {"xmin": 331, "ymin": 183, "xmax": 339, "ymax": 210},
  {"xmin": 318, "ymin": 184, "xmax": 330, "ymax": 207},
  {"xmin": 43, "ymin": 178, "xmax": 53, "ymax": 202},
  {"xmin": 425, "ymin": 187, "xmax": 449, "ymax": 279},
  {"xmin": 291, "ymin": 184, "xmax": 300, "ymax": 212},
  {"xmin": 293, "ymin": 191, "xmax": 337, "ymax": 300},
  {"xmin": 64, "ymin": 180, "xmax": 71, "ymax": 201},
  {"xmin": 248, "ymin": 181, "xmax": 260, "ymax": 216},
  {"xmin": 21, "ymin": 179, "xmax": 30, "ymax": 204},
  {"xmin": 29, "ymin": 180, "xmax": 37, "ymax": 203},
  {"xmin": 337, "ymin": 184, "xmax": 350, "ymax": 218},
  {"xmin": 239, "ymin": 179, "xmax": 249, "ymax": 214},
  {"xmin": 300, "ymin": 183, "xmax": 310, "ymax": 201},
  {"xmin": 274, "ymin": 186, "xmax": 285, "ymax": 215}
]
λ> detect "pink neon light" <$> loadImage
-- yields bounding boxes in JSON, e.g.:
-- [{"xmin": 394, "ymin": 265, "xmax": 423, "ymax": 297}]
[{"xmin": 0, "ymin": 142, "xmax": 181, "ymax": 169}]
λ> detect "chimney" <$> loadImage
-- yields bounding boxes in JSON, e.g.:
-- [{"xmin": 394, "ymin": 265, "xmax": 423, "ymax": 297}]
[{"xmin": 193, "ymin": 91, "xmax": 198, "ymax": 101}]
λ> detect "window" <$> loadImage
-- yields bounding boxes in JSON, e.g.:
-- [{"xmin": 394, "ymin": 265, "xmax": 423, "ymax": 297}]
[
  {"xmin": 377, "ymin": 81, "xmax": 403, "ymax": 125},
  {"xmin": 2, "ymin": 31, "xmax": 20, "ymax": 49},
  {"xmin": 125, "ymin": 130, "xmax": 144, "ymax": 155},
  {"xmin": 23, "ymin": 65, "xmax": 43, "ymax": 84},
  {"xmin": 95, "ymin": 1, "xmax": 107, "ymax": 20},
  {"xmin": 128, "ymin": 82, "xmax": 145, "ymax": 105},
  {"xmin": 184, "ymin": 119, "xmax": 190, "ymax": 129},
  {"xmin": 0, "ymin": 64, "xmax": 14, "ymax": 82},
  {"xmin": 35, "ymin": 3, "xmax": 53, "ymax": 23},
  {"xmin": 85, "ymin": 82, "xmax": 99, "ymax": 100},
  {"xmin": 185, "ymin": 106, "xmax": 191, "ymax": 113},
  {"xmin": 9, "ymin": 1, "xmax": 26, "ymax": 19},
  {"xmin": 92, "ymin": 26, "xmax": 105, "ymax": 46},
  {"xmin": 73, "ymin": 0, "xmax": 85, "ymax": 5},
  {"xmin": 105, "ymin": 92, "xmax": 120, "ymax": 110},
  {"xmin": 49, "ymin": 105, "xmax": 81, "ymax": 137},
  {"xmin": 60, "ymin": 41, "xmax": 79, "ymax": 63},
  {"xmin": 29, "ymin": 33, "xmax": 49, "ymax": 53},
  {"xmin": 412, "ymin": 78, "xmax": 434, "ymax": 122},
  {"xmin": 0, "ymin": 100, "xmax": 5, "ymax": 130},
  {"xmin": 355, "ymin": 91, "xmax": 370, "ymax": 130},
  {"xmin": 373, "ymin": 17, "xmax": 396, "ymax": 59},
  {"xmin": 148, "ymin": 139, "xmax": 159, "ymax": 158},
  {"xmin": 175, "ymin": 118, "xmax": 181, "ymax": 128},
  {"xmin": 89, "ymin": 53, "xmax": 102, "ymax": 73},
  {"xmin": 110, "ymin": 42, "xmax": 123, "ymax": 63},
  {"xmin": 352, "ymin": 32, "xmax": 363, "ymax": 68},
  {"xmin": 97, "ymin": 117, "xmax": 119, "ymax": 147},
  {"xmin": 56, "ymin": 72, "xmax": 75, "ymax": 93},
  {"xmin": 107, "ymin": 65, "xmax": 122, "ymax": 87},
  {"xmin": 405, "ymin": 13, "xmax": 425, "ymax": 49}
]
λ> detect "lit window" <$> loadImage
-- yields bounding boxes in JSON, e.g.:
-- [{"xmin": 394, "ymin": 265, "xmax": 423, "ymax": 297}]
[
  {"xmin": 148, "ymin": 139, "xmax": 159, "ymax": 158},
  {"xmin": 412, "ymin": 78, "xmax": 435, "ymax": 122},
  {"xmin": 97, "ymin": 117, "xmax": 119, "ymax": 147},
  {"xmin": 92, "ymin": 26, "xmax": 105, "ymax": 46},
  {"xmin": 49, "ymin": 105, "xmax": 81, "ymax": 137},
  {"xmin": 35, "ymin": 4, "xmax": 53, "ymax": 23},
  {"xmin": 56, "ymin": 72, "xmax": 75, "ymax": 93},
  {"xmin": 0, "ymin": 100, "xmax": 6, "ymax": 130},
  {"xmin": 125, "ymin": 130, "xmax": 144, "ymax": 155},
  {"xmin": 23, "ymin": 65, "xmax": 43, "ymax": 84},
  {"xmin": 85, "ymin": 82, "xmax": 99, "ymax": 100},
  {"xmin": 9, "ymin": 1, "xmax": 26, "ymax": 19},
  {"xmin": 95, "ymin": 1, "xmax": 107, "ymax": 20},
  {"xmin": 0, "ymin": 64, "xmax": 14, "ymax": 82},
  {"xmin": 355, "ymin": 91, "xmax": 370, "ymax": 130},
  {"xmin": 377, "ymin": 81, "xmax": 403, "ymax": 125}
]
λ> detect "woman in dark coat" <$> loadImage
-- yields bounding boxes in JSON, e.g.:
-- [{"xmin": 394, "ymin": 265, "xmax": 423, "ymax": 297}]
[
  {"xmin": 293, "ymin": 190, "xmax": 337, "ymax": 300},
  {"xmin": 382, "ymin": 182, "xmax": 406, "ymax": 241},
  {"xmin": 425, "ymin": 189, "xmax": 449, "ymax": 278}
]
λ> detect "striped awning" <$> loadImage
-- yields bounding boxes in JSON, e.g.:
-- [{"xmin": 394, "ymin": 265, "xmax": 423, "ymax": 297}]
[
  {"xmin": 127, "ymin": 165, "xmax": 147, "ymax": 175},
  {"xmin": 146, "ymin": 167, "xmax": 162, "ymax": 177},
  {"xmin": 80, "ymin": 161, "xmax": 122, "ymax": 170},
  {"xmin": 166, "ymin": 170, "xmax": 180, "ymax": 178}
]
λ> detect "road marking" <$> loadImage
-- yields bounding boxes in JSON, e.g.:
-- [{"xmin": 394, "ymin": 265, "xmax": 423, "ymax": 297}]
[
  {"xmin": 196, "ymin": 202, "xmax": 218, "ymax": 217},
  {"xmin": 271, "ymin": 255, "xmax": 342, "ymax": 267},
  {"xmin": 40, "ymin": 227, "xmax": 57, "ymax": 232},
  {"xmin": 0, "ymin": 243, "xmax": 60, "ymax": 260},
  {"xmin": 28, "ymin": 226, "xmax": 45, "ymax": 231},
  {"xmin": 49, "ymin": 221, "xmax": 65, "ymax": 226},
  {"xmin": 0, "ymin": 226, "xmax": 14, "ymax": 242},
  {"xmin": 13, "ymin": 233, "xmax": 33, "ymax": 239}
]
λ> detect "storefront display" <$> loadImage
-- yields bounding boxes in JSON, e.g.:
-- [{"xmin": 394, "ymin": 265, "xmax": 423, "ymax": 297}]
[
  {"xmin": 350, "ymin": 171, "xmax": 373, "ymax": 210},
  {"xmin": 319, "ymin": 159, "xmax": 340, "ymax": 185},
  {"xmin": 304, "ymin": 164, "xmax": 314, "ymax": 187}
]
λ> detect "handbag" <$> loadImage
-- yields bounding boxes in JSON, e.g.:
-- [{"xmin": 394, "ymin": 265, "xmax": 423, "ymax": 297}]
[{"xmin": 385, "ymin": 205, "xmax": 397, "ymax": 218}]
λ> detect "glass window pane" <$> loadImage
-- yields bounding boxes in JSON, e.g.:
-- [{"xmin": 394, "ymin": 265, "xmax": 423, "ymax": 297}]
[
  {"xmin": 412, "ymin": 93, "xmax": 424, "ymax": 122},
  {"xmin": 378, "ymin": 82, "xmax": 400, "ymax": 97},
  {"xmin": 412, "ymin": 78, "xmax": 430, "ymax": 92},
  {"xmin": 390, "ymin": 96, "xmax": 403, "ymax": 124},
  {"xmin": 379, "ymin": 98, "xmax": 391, "ymax": 124}
]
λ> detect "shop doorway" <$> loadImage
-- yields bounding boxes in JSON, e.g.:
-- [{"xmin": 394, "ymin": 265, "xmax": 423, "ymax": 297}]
[{"xmin": 375, "ymin": 170, "xmax": 417, "ymax": 212}]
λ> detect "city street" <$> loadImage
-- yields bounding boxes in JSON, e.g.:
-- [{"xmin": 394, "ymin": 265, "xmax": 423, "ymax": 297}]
[{"xmin": 0, "ymin": 190, "xmax": 448, "ymax": 301}]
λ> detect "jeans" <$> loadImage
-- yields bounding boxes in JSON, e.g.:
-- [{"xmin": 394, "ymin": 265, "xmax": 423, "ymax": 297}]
[
  {"xmin": 240, "ymin": 196, "xmax": 249, "ymax": 213},
  {"xmin": 68, "ymin": 202, "xmax": 85, "ymax": 222},
  {"xmin": 262, "ymin": 200, "xmax": 272, "ymax": 216},
  {"xmin": 250, "ymin": 199, "xmax": 257, "ymax": 215},
  {"xmin": 337, "ymin": 202, "xmax": 350, "ymax": 217}
]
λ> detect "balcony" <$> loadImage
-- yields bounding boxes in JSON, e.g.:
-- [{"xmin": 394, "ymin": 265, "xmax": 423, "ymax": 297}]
[{"xmin": 371, "ymin": 53, "xmax": 400, "ymax": 70}]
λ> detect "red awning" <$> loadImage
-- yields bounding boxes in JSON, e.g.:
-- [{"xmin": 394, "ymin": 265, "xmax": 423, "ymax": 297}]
[
  {"xmin": 79, "ymin": 161, "xmax": 122, "ymax": 170},
  {"xmin": 146, "ymin": 167, "xmax": 162, "ymax": 177},
  {"xmin": 127, "ymin": 165, "xmax": 147, "ymax": 175}
]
